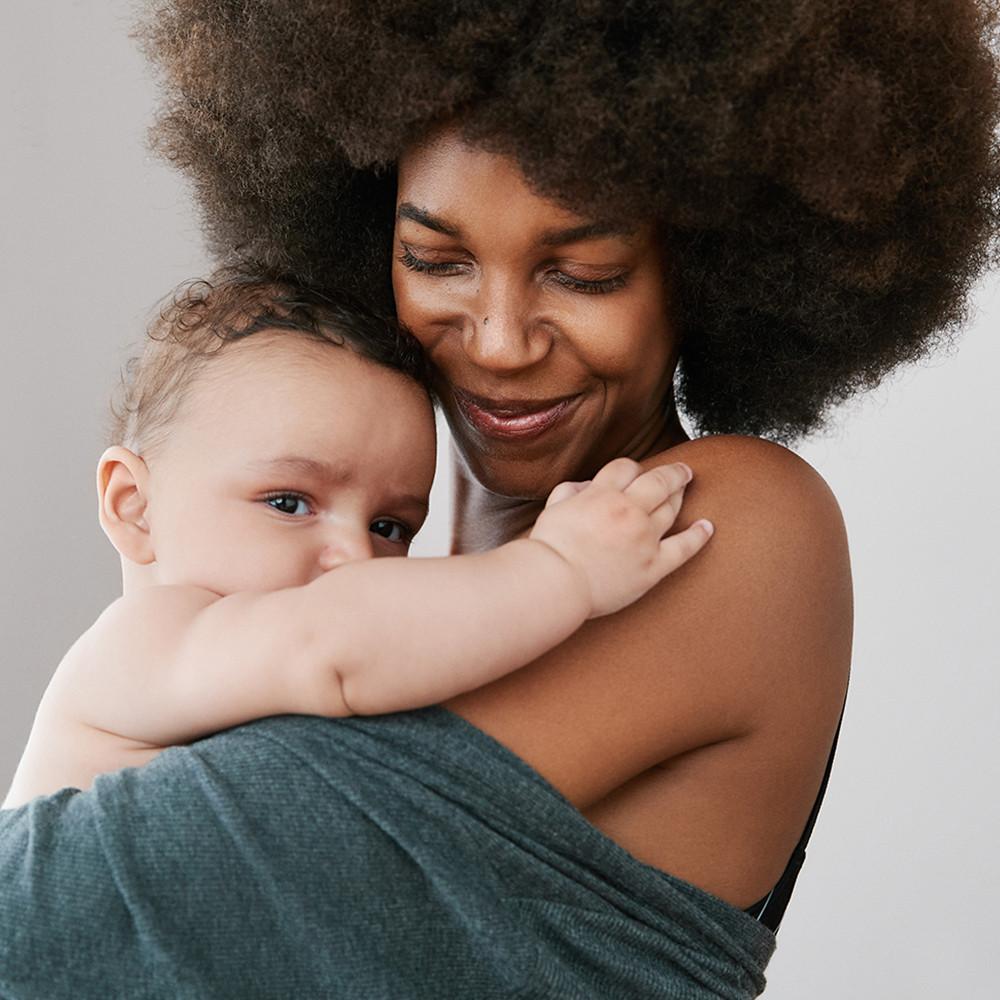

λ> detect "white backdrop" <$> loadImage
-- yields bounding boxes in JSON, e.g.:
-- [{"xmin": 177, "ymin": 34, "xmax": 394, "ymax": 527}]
[{"xmin": 2, "ymin": 3, "xmax": 997, "ymax": 997}]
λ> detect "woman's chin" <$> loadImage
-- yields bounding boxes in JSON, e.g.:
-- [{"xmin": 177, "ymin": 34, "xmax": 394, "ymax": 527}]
[{"xmin": 452, "ymin": 442, "xmax": 575, "ymax": 501}]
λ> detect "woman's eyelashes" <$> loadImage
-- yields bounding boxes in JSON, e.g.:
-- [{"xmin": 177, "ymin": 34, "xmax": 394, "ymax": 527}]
[
  {"xmin": 397, "ymin": 246, "xmax": 463, "ymax": 276},
  {"xmin": 261, "ymin": 492, "xmax": 414, "ymax": 545},
  {"xmin": 397, "ymin": 243, "xmax": 630, "ymax": 295},
  {"xmin": 549, "ymin": 270, "xmax": 629, "ymax": 295}
]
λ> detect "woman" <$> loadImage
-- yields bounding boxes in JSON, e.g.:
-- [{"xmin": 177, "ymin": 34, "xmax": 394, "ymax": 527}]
[
  {"xmin": 141, "ymin": 0, "xmax": 997, "ymax": 909},
  {"xmin": 1, "ymin": 2, "xmax": 996, "ymax": 997}
]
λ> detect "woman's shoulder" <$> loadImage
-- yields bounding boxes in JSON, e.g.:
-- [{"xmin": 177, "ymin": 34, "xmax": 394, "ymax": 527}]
[
  {"xmin": 442, "ymin": 432, "xmax": 853, "ymax": 809},
  {"xmin": 646, "ymin": 432, "xmax": 852, "ymax": 617},
  {"xmin": 645, "ymin": 431, "xmax": 853, "ymax": 722},
  {"xmin": 649, "ymin": 433, "xmax": 844, "ymax": 517}
]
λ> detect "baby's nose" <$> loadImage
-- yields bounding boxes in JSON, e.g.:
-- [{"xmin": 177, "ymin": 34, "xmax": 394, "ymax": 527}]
[{"xmin": 317, "ymin": 531, "xmax": 374, "ymax": 572}]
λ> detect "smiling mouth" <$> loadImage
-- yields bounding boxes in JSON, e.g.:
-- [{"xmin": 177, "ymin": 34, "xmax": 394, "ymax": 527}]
[{"xmin": 451, "ymin": 388, "xmax": 582, "ymax": 441}]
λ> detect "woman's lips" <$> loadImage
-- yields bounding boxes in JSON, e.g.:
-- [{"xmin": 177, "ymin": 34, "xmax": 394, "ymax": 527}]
[{"xmin": 451, "ymin": 388, "xmax": 582, "ymax": 441}]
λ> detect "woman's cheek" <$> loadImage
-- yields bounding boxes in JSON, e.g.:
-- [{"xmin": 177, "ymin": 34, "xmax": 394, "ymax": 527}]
[
  {"xmin": 565, "ymin": 315, "xmax": 645, "ymax": 381},
  {"xmin": 391, "ymin": 265, "xmax": 420, "ymax": 314},
  {"xmin": 393, "ymin": 274, "xmax": 446, "ymax": 347},
  {"xmin": 400, "ymin": 285, "xmax": 488, "ymax": 367}
]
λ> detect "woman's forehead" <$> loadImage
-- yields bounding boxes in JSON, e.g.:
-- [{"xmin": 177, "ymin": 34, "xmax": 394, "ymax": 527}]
[{"xmin": 397, "ymin": 132, "xmax": 645, "ymax": 246}]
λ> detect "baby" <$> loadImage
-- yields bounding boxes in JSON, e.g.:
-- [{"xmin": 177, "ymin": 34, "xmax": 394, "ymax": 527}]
[{"xmin": 2, "ymin": 270, "xmax": 712, "ymax": 810}]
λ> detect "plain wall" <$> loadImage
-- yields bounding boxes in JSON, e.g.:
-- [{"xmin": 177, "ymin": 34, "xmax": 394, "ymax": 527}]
[{"xmin": 2, "ymin": 3, "xmax": 997, "ymax": 997}]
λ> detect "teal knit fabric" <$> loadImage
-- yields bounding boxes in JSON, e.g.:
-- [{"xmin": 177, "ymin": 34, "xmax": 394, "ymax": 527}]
[{"xmin": 0, "ymin": 707, "xmax": 776, "ymax": 998}]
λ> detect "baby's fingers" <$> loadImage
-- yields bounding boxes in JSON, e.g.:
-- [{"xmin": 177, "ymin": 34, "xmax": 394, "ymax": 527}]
[
  {"xmin": 649, "ymin": 486, "xmax": 691, "ymax": 536},
  {"xmin": 624, "ymin": 462, "xmax": 692, "ymax": 513},
  {"xmin": 656, "ymin": 519, "xmax": 715, "ymax": 576},
  {"xmin": 591, "ymin": 456, "xmax": 644, "ymax": 491},
  {"xmin": 544, "ymin": 480, "xmax": 591, "ymax": 508}
]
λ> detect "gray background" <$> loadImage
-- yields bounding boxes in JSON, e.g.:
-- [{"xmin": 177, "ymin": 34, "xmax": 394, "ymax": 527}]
[{"xmin": 2, "ymin": 3, "xmax": 997, "ymax": 997}]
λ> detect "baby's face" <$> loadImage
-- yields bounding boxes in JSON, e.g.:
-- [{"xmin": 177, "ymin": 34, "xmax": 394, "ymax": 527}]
[{"xmin": 141, "ymin": 333, "xmax": 436, "ymax": 595}]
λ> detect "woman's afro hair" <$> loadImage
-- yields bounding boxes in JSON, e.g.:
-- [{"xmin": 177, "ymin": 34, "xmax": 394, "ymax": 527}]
[{"xmin": 138, "ymin": 0, "xmax": 1000, "ymax": 444}]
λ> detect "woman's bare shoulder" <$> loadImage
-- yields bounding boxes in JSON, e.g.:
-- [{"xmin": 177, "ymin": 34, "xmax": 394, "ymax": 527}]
[
  {"xmin": 646, "ymin": 432, "xmax": 851, "ymax": 597},
  {"xmin": 652, "ymin": 432, "xmax": 841, "ymax": 502},
  {"xmin": 441, "ymin": 433, "xmax": 853, "ymax": 809}
]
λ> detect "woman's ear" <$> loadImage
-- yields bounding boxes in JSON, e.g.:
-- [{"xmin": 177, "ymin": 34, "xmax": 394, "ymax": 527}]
[{"xmin": 96, "ymin": 446, "xmax": 155, "ymax": 565}]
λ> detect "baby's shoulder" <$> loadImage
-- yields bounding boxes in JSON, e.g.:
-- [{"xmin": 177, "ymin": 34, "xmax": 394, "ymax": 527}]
[
  {"xmin": 86, "ymin": 584, "xmax": 222, "ymax": 649},
  {"xmin": 48, "ymin": 585, "xmax": 222, "ymax": 700},
  {"xmin": 94, "ymin": 583, "xmax": 223, "ymax": 626}
]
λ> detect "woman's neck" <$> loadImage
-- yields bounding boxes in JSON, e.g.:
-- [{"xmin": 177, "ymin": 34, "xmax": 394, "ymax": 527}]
[
  {"xmin": 449, "ymin": 407, "xmax": 690, "ymax": 554},
  {"xmin": 449, "ymin": 468, "xmax": 544, "ymax": 554}
]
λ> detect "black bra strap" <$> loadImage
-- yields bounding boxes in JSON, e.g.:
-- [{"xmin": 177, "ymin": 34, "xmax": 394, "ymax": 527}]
[{"xmin": 748, "ymin": 690, "xmax": 848, "ymax": 934}]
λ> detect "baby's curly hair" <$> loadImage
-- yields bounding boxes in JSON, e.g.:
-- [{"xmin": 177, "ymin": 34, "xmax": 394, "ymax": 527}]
[
  {"xmin": 108, "ymin": 266, "xmax": 431, "ymax": 457},
  {"xmin": 138, "ymin": 0, "xmax": 1000, "ymax": 443}
]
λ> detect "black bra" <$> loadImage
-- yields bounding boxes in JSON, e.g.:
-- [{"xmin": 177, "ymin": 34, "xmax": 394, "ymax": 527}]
[{"xmin": 741, "ymin": 694, "xmax": 847, "ymax": 934}]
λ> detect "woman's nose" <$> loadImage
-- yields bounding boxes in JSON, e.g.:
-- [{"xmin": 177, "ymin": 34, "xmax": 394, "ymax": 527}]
[
  {"xmin": 463, "ymin": 276, "xmax": 551, "ymax": 372},
  {"xmin": 317, "ymin": 530, "xmax": 374, "ymax": 572}
]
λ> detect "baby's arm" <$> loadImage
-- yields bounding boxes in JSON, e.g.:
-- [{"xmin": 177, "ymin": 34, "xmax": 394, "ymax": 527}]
[{"xmin": 4, "ymin": 459, "xmax": 709, "ymax": 805}]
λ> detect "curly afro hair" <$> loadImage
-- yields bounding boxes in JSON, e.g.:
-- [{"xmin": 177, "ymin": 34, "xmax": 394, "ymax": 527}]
[{"xmin": 137, "ymin": 0, "xmax": 1000, "ymax": 444}]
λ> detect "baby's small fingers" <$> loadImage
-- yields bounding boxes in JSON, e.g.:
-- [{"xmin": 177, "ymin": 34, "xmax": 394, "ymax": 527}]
[
  {"xmin": 544, "ymin": 480, "xmax": 590, "ymax": 508},
  {"xmin": 656, "ymin": 519, "xmax": 714, "ymax": 575},
  {"xmin": 591, "ymin": 456, "xmax": 643, "ymax": 491},
  {"xmin": 650, "ymin": 491, "xmax": 686, "ymax": 535},
  {"xmin": 624, "ymin": 462, "xmax": 693, "ymax": 513}
]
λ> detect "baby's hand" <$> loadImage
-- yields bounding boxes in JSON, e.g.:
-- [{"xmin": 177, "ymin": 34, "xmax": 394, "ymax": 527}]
[{"xmin": 529, "ymin": 457, "xmax": 713, "ymax": 618}]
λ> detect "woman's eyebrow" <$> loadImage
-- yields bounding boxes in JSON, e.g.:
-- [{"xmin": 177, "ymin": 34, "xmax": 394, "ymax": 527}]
[
  {"xmin": 538, "ymin": 221, "xmax": 636, "ymax": 246},
  {"xmin": 397, "ymin": 202, "xmax": 634, "ymax": 246},
  {"xmin": 397, "ymin": 203, "xmax": 461, "ymax": 238}
]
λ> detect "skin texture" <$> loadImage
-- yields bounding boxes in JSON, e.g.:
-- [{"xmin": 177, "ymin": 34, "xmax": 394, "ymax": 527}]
[{"xmin": 394, "ymin": 134, "xmax": 854, "ymax": 909}]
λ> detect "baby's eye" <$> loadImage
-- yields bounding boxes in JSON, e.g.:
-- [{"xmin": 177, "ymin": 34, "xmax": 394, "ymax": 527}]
[
  {"xmin": 370, "ymin": 519, "xmax": 412, "ymax": 545},
  {"xmin": 263, "ymin": 493, "xmax": 312, "ymax": 517}
]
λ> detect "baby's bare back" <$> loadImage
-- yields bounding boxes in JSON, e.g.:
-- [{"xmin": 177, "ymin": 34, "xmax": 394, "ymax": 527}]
[{"xmin": 2, "ymin": 597, "xmax": 193, "ymax": 807}]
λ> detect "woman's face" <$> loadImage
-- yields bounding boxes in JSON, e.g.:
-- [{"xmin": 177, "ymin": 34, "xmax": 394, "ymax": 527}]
[{"xmin": 393, "ymin": 132, "xmax": 681, "ymax": 500}]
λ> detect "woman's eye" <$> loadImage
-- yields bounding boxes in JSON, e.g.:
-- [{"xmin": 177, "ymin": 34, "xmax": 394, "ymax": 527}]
[
  {"xmin": 550, "ymin": 270, "xmax": 629, "ymax": 295},
  {"xmin": 263, "ymin": 493, "xmax": 312, "ymax": 517},
  {"xmin": 397, "ymin": 245, "xmax": 464, "ymax": 276},
  {"xmin": 370, "ymin": 519, "xmax": 412, "ymax": 545}
]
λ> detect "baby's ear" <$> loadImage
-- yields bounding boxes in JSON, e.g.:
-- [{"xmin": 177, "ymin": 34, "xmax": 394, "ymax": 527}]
[{"xmin": 96, "ymin": 446, "xmax": 154, "ymax": 564}]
